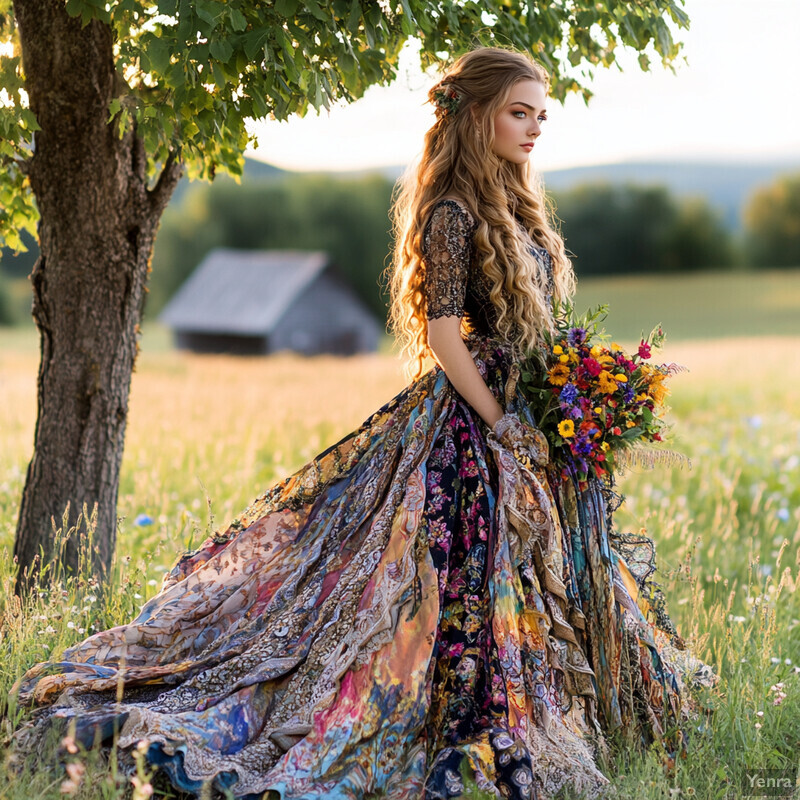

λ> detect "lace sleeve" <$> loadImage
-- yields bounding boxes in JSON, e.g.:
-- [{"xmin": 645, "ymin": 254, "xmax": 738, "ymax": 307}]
[{"xmin": 422, "ymin": 199, "xmax": 475, "ymax": 319}]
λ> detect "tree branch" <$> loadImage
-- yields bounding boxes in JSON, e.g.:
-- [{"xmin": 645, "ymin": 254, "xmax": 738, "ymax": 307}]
[{"xmin": 147, "ymin": 150, "xmax": 182, "ymax": 216}]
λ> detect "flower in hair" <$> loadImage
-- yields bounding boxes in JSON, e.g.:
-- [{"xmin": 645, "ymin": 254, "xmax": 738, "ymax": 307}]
[{"xmin": 432, "ymin": 84, "xmax": 462, "ymax": 117}]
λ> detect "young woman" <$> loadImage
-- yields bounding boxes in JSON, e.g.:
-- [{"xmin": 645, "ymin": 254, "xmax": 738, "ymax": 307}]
[{"xmin": 13, "ymin": 47, "xmax": 713, "ymax": 800}]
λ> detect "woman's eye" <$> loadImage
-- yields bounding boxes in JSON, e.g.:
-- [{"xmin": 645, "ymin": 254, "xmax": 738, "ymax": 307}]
[{"xmin": 538, "ymin": 115, "xmax": 547, "ymax": 123}]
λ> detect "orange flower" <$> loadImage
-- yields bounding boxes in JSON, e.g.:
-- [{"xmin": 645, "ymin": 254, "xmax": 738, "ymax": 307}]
[
  {"xmin": 596, "ymin": 370, "xmax": 618, "ymax": 394},
  {"xmin": 650, "ymin": 383, "xmax": 669, "ymax": 405}
]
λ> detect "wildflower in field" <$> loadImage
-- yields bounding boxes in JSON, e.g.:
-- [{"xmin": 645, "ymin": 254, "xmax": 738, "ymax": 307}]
[
  {"xmin": 756, "ymin": 711, "xmax": 764, "ymax": 717},
  {"xmin": 770, "ymin": 683, "xmax": 787, "ymax": 705},
  {"xmin": 61, "ymin": 736, "xmax": 79, "ymax": 754},
  {"xmin": 60, "ymin": 762, "xmax": 85, "ymax": 795},
  {"xmin": 134, "ymin": 513, "xmax": 154, "ymax": 526},
  {"xmin": 754, "ymin": 722, "xmax": 762, "ymax": 730},
  {"xmin": 131, "ymin": 775, "xmax": 154, "ymax": 799},
  {"xmin": 777, "ymin": 508, "xmax": 790, "ymax": 522},
  {"xmin": 785, "ymin": 658, "xmax": 792, "ymax": 665}
]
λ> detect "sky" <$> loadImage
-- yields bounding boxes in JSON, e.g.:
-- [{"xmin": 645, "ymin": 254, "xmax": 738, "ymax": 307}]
[{"xmin": 247, "ymin": 0, "xmax": 800, "ymax": 174}]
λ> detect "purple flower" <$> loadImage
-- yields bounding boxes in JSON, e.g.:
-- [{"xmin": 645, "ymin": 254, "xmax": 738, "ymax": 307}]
[
  {"xmin": 569, "ymin": 406, "xmax": 583, "ymax": 420},
  {"xmin": 623, "ymin": 386, "xmax": 635, "ymax": 404},
  {"xmin": 573, "ymin": 436, "xmax": 593, "ymax": 455},
  {"xmin": 559, "ymin": 383, "xmax": 578, "ymax": 404},
  {"xmin": 567, "ymin": 327, "xmax": 587, "ymax": 347}
]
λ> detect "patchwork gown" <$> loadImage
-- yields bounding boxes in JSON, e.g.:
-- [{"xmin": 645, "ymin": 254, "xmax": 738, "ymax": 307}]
[{"xmin": 13, "ymin": 199, "xmax": 715, "ymax": 800}]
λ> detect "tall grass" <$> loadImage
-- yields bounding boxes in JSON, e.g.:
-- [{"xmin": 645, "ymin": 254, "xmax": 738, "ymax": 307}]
[{"xmin": 1, "ymin": 336, "xmax": 798, "ymax": 799}]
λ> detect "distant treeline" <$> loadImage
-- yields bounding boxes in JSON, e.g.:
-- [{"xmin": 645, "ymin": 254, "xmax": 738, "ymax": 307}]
[{"xmin": 2, "ymin": 170, "xmax": 799, "ymax": 325}]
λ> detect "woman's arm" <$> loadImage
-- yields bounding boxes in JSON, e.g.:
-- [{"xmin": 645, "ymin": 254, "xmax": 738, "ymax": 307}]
[{"xmin": 428, "ymin": 315, "xmax": 504, "ymax": 429}]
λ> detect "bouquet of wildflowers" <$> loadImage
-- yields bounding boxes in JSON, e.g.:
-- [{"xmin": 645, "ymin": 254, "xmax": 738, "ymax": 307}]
[{"xmin": 520, "ymin": 304, "xmax": 684, "ymax": 487}]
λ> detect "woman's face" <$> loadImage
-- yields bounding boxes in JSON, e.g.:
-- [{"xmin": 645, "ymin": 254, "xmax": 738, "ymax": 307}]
[{"xmin": 490, "ymin": 79, "xmax": 548, "ymax": 165}]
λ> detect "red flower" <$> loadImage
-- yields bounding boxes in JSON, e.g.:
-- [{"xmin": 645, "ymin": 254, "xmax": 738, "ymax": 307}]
[
  {"xmin": 653, "ymin": 433, "xmax": 662, "ymax": 441},
  {"xmin": 582, "ymin": 358, "xmax": 602, "ymax": 377},
  {"xmin": 638, "ymin": 340, "xmax": 652, "ymax": 359},
  {"xmin": 612, "ymin": 426, "xmax": 622, "ymax": 436}
]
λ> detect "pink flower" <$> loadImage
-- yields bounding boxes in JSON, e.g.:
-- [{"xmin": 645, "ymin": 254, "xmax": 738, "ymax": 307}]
[{"xmin": 638, "ymin": 341, "xmax": 652, "ymax": 359}]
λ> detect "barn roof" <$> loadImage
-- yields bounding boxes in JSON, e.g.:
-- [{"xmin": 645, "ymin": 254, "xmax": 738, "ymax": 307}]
[{"xmin": 159, "ymin": 249, "xmax": 330, "ymax": 335}]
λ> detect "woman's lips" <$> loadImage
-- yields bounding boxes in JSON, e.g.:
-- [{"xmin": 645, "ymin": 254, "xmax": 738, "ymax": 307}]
[{"xmin": 521, "ymin": 143, "xmax": 534, "ymax": 151}]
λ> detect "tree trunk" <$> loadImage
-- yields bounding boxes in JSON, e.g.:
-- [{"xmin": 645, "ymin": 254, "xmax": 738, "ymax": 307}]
[{"xmin": 12, "ymin": 0, "xmax": 181, "ymax": 591}]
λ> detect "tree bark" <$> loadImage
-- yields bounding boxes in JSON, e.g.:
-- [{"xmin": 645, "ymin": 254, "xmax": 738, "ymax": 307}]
[{"xmin": 12, "ymin": 0, "xmax": 182, "ymax": 591}]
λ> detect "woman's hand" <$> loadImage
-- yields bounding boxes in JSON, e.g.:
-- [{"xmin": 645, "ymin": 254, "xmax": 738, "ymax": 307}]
[
  {"xmin": 427, "ymin": 315, "xmax": 504, "ymax": 428},
  {"xmin": 491, "ymin": 412, "xmax": 549, "ymax": 469}
]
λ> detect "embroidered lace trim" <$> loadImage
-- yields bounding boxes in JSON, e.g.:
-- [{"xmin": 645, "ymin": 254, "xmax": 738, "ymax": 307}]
[{"xmin": 422, "ymin": 199, "xmax": 476, "ymax": 320}]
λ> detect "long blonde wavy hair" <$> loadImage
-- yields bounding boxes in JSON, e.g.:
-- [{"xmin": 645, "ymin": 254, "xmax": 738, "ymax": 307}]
[{"xmin": 389, "ymin": 47, "xmax": 575, "ymax": 378}]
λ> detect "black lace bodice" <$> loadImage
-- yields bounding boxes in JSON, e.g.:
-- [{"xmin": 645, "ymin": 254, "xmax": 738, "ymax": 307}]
[{"xmin": 421, "ymin": 198, "xmax": 554, "ymax": 336}]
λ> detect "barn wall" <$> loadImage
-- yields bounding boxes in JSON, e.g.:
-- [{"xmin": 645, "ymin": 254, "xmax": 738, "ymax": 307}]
[
  {"xmin": 270, "ymin": 273, "xmax": 382, "ymax": 355},
  {"xmin": 175, "ymin": 331, "xmax": 268, "ymax": 355}
]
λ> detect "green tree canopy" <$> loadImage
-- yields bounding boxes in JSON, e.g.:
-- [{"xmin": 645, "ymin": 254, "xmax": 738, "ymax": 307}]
[
  {"xmin": 744, "ymin": 172, "xmax": 800, "ymax": 268},
  {"xmin": 553, "ymin": 183, "xmax": 735, "ymax": 275}
]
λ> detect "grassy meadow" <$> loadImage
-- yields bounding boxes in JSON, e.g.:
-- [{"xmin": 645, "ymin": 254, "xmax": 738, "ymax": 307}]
[{"xmin": 1, "ymin": 270, "xmax": 799, "ymax": 799}]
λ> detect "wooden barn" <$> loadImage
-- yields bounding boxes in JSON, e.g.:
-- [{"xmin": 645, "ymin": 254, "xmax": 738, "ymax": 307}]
[{"xmin": 159, "ymin": 249, "xmax": 382, "ymax": 356}]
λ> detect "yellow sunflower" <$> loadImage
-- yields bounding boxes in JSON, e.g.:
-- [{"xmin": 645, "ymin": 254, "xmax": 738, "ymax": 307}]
[
  {"xmin": 558, "ymin": 419, "xmax": 575, "ymax": 438},
  {"xmin": 548, "ymin": 364, "xmax": 571, "ymax": 387}
]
